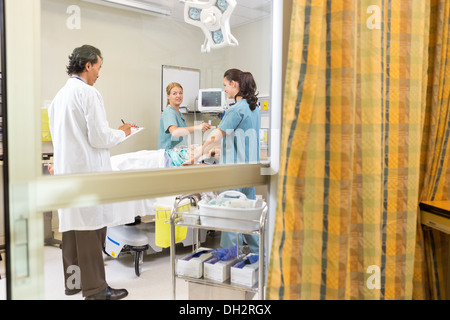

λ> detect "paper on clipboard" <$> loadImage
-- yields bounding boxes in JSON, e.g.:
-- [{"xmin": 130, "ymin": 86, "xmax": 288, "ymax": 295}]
[{"xmin": 122, "ymin": 127, "xmax": 144, "ymax": 142}]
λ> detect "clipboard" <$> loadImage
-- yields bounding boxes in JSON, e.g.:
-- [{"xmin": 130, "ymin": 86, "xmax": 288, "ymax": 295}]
[{"xmin": 123, "ymin": 127, "xmax": 144, "ymax": 142}]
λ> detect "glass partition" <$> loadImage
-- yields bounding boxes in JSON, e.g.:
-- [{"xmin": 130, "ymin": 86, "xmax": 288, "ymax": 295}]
[
  {"xmin": 41, "ymin": 0, "xmax": 274, "ymax": 173},
  {"xmin": 5, "ymin": 0, "xmax": 281, "ymax": 299}
]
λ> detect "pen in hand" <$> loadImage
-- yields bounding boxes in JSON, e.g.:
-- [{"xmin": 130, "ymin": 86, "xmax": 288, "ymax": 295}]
[
  {"xmin": 120, "ymin": 119, "xmax": 132, "ymax": 137},
  {"xmin": 122, "ymin": 119, "xmax": 139, "ymax": 128}
]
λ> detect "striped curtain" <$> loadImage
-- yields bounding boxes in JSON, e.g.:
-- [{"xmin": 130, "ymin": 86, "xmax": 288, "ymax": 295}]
[
  {"xmin": 267, "ymin": 0, "xmax": 439, "ymax": 300},
  {"xmin": 414, "ymin": 0, "xmax": 450, "ymax": 300}
]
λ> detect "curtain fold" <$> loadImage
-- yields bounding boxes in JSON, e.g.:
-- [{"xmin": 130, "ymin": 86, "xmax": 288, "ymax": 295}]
[
  {"xmin": 413, "ymin": 0, "xmax": 450, "ymax": 300},
  {"xmin": 267, "ymin": 0, "xmax": 442, "ymax": 299}
]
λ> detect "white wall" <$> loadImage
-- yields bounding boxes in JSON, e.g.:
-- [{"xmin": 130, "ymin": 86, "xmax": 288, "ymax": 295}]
[{"xmin": 41, "ymin": 0, "xmax": 272, "ymax": 155}]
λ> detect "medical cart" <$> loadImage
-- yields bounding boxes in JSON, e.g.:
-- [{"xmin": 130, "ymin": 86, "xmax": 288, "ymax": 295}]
[{"xmin": 169, "ymin": 193, "xmax": 267, "ymax": 300}]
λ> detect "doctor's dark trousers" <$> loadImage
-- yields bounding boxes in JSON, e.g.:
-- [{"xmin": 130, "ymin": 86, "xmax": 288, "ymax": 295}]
[{"xmin": 62, "ymin": 227, "xmax": 108, "ymax": 297}]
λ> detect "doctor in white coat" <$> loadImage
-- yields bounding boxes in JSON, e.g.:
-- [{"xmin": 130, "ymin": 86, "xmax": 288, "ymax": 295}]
[{"xmin": 48, "ymin": 45, "xmax": 132, "ymax": 300}]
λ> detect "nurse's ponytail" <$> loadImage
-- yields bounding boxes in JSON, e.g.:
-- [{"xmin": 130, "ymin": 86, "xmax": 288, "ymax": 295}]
[
  {"xmin": 224, "ymin": 69, "xmax": 259, "ymax": 111},
  {"xmin": 238, "ymin": 72, "xmax": 258, "ymax": 111}
]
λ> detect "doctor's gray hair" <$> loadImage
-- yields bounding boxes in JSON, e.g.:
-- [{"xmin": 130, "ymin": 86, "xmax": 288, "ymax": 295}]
[{"xmin": 66, "ymin": 45, "xmax": 103, "ymax": 76}]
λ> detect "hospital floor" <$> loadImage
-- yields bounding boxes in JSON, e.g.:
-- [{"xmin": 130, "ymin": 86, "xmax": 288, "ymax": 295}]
[{"xmin": 0, "ymin": 231, "xmax": 221, "ymax": 300}]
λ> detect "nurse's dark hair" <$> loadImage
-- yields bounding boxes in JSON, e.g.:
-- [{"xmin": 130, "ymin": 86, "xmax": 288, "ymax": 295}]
[
  {"xmin": 224, "ymin": 68, "xmax": 259, "ymax": 111},
  {"xmin": 66, "ymin": 45, "xmax": 102, "ymax": 76}
]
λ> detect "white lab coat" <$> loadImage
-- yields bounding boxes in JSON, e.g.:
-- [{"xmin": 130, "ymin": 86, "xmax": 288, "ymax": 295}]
[{"xmin": 49, "ymin": 77, "xmax": 135, "ymax": 232}]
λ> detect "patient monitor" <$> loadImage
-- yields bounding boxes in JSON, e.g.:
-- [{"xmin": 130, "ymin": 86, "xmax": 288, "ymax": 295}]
[{"xmin": 197, "ymin": 88, "xmax": 227, "ymax": 113}]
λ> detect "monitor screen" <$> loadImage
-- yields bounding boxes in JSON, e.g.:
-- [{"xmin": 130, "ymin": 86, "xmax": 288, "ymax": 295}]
[
  {"xmin": 201, "ymin": 91, "xmax": 222, "ymax": 107},
  {"xmin": 198, "ymin": 89, "xmax": 226, "ymax": 113}
]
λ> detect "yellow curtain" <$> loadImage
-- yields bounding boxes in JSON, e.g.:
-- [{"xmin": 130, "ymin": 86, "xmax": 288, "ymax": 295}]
[
  {"xmin": 413, "ymin": 0, "xmax": 450, "ymax": 300},
  {"xmin": 267, "ymin": 0, "xmax": 435, "ymax": 299}
]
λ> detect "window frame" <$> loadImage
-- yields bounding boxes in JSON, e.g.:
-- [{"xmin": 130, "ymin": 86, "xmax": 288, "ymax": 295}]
[{"xmin": 4, "ymin": 0, "xmax": 283, "ymax": 299}]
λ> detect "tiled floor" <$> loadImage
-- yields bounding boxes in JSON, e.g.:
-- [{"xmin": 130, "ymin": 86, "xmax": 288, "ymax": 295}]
[{"xmin": 0, "ymin": 231, "xmax": 222, "ymax": 300}]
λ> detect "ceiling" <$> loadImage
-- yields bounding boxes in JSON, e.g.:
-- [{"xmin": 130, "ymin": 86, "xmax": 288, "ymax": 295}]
[{"xmin": 121, "ymin": 0, "xmax": 272, "ymax": 27}]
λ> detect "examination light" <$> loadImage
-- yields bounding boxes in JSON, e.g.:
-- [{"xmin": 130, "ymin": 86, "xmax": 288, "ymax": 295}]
[{"xmin": 181, "ymin": 0, "xmax": 239, "ymax": 53}]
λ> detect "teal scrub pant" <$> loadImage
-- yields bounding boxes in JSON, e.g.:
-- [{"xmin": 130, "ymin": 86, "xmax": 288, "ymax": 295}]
[
  {"xmin": 219, "ymin": 187, "xmax": 259, "ymax": 253},
  {"xmin": 220, "ymin": 232, "xmax": 259, "ymax": 253}
]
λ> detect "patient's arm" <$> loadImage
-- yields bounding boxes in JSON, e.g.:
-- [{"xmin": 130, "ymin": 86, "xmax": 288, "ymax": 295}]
[{"xmin": 182, "ymin": 128, "xmax": 225, "ymax": 165}]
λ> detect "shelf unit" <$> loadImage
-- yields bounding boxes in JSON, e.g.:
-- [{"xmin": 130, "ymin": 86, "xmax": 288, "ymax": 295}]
[{"xmin": 169, "ymin": 194, "xmax": 267, "ymax": 300}]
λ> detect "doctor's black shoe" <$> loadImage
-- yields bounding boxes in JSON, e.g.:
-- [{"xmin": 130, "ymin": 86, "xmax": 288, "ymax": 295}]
[
  {"xmin": 65, "ymin": 288, "xmax": 81, "ymax": 296},
  {"xmin": 85, "ymin": 286, "xmax": 128, "ymax": 300}
]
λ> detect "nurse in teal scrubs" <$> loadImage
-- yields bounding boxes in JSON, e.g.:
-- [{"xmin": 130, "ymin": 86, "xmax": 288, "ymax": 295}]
[
  {"xmin": 184, "ymin": 69, "xmax": 261, "ymax": 252},
  {"xmin": 158, "ymin": 82, "xmax": 211, "ymax": 150}
]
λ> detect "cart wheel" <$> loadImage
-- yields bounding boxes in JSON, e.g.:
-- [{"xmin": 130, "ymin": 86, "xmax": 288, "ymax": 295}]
[{"xmin": 134, "ymin": 251, "xmax": 142, "ymax": 277}]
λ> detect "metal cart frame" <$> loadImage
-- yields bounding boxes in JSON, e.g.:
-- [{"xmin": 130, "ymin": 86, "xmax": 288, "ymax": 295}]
[{"xmin": 169, "ymin": 193, "xmax": 267, "ymax": 300}]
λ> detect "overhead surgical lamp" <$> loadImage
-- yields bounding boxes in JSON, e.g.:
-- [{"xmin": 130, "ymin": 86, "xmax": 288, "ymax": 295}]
[{"xmin": 181, "ymin": 0, "xmax": 239, "ymax": 53}]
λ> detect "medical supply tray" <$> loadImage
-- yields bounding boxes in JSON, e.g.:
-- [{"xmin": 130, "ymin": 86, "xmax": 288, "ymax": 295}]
[{"xmin": 197, "ymin": 191, "xmax": 266, "ymax": 231}]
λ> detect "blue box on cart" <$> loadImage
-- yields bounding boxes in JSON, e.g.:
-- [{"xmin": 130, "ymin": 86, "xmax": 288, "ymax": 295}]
[
  {"xmin": 204, "ymin": 257, "xmax": 239, "ymax": 282},
  {"xmin": 230, "ymin": 254, "xmax": 259, "ymax": 288},
  {"xmin": 176, "ymin": 248, "xmax": 212, "ymax": 278}
]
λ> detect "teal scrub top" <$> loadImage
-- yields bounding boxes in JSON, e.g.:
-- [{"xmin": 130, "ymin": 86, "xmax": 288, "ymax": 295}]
[
  {"xmin": 218, "ymin": 99, "xmax": 260, "ymax": 165},
  {"xmin": 158, "ymin": 105, "xmax": 187, "ymax": 149}
]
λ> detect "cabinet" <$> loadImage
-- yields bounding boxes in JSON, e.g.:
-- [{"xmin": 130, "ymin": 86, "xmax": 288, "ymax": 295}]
[
  {"xmin": 419, "ymin": 201, "xmax": 450, "ymax": 298},
  {"xmin": 169, "ymin": 194, "xmax": 267, "ymax": 300}
]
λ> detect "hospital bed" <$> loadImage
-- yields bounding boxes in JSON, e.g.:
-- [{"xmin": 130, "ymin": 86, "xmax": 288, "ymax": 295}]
[{"xmin": 105, "ymin": 149, "xmax": 208, "ymax": 276}]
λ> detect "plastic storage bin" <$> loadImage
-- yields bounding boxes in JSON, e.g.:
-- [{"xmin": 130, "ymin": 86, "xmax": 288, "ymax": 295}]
[{"xmin": 198, "ymin": 191, "xmax": 265, "ymax": 231}]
